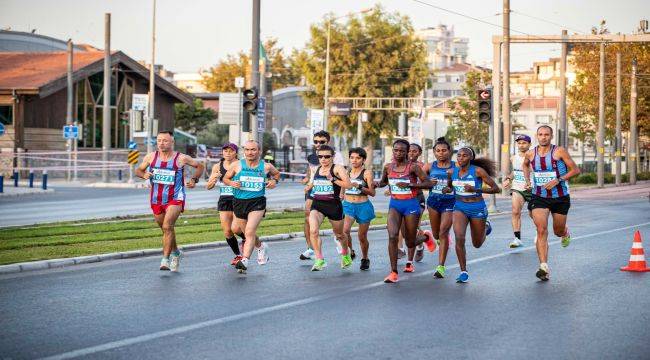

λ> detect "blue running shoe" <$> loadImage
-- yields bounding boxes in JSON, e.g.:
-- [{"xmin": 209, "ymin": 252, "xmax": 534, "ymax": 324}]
[
  {"xmin": 456, "ymin": 271, "xmax": 469, "ymax": 283},
  {"xmin": 485, "ymin": 220, "xmax": 492, "ymax": 236}
]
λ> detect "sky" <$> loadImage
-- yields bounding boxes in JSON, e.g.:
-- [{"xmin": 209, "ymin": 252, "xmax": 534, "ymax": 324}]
[{"xmin": 1, "ymin": 0, "xmax": 647, "ymax": 73}]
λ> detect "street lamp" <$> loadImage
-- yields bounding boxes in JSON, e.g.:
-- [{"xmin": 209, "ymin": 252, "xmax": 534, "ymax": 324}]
[{"xmin": 323, "ymin": 8, "xmax": 372, "ymax": 131}]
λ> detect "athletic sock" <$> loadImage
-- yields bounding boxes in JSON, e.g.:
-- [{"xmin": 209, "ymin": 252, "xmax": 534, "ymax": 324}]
[
  {"xmin": 171, "ymin": 250, "xmax": 180, "ymax": 257},
  {"xmin": 514, "ymin": 231, "xmax": 521, "ymax": 240},
  {"xmin": 226, "ymin": 236, "xmax": 240, "ymax": 255},
  {"xmin": 241, "ymin": 257, "xmax": 249, "ymax": 266}
]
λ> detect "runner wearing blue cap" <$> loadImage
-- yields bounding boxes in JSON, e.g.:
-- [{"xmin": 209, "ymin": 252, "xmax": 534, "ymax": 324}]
[{"xmin": 503, "ymin": 134, "xmax": 533, "ymax": 248}]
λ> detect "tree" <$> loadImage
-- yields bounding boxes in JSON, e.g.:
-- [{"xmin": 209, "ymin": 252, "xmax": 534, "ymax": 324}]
[
  {"xmin": 202, "ymin": 38, "xmax": 299, "ymax": 93},
  {"xmin": 294, "ymin": 5, "xmax": 429, "ymax": 147},
  {"xmin": 197, "ymin": 121, "xmax": 230, "ymax": 147},
  {"xmin": 174, "ymin": 98, "xmax": 216, "ymax": 134},
  {"xmin": 568, "ymin": 20, "xmax": 650, "ymax": 145}
]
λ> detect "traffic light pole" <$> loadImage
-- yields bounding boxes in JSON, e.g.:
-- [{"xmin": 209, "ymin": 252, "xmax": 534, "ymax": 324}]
[
  {"xmin": 250, "ymin": 0, "xmax": 261, "ymax": 143},
  {"xmin": 500, "ymin": 0, "xmax": 511, "ymax": 195}
]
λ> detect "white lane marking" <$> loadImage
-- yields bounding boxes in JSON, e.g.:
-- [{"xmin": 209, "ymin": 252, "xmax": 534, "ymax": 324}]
[{"xmin": 39, "ymin": 221, "xmax": 650, "ymax": 360}]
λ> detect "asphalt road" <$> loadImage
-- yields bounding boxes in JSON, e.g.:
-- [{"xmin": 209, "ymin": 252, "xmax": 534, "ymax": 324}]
[{"xmin": 0, "ymin": 186, "xmax": 649, "ymax": 359}]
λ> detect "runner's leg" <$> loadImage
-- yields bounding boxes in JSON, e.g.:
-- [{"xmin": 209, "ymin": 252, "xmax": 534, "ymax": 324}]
[
  {"xmin": 309, "ymin": 210, "xmax": 326, "ymax": 259},
  {"xmin": 242, "ymin": 210, "xmax": 264, "ymax": 259},
  {"xmin": 358, "ymin": 223, "xmax": 370, "ymax": 259},
  {"xmin": 162, "ymin": 205, "xmax": 183, "ymax": 255},
  {"xmin": 469, "ymin": 218, "xmax": 487, "ymax": 248},
  {"xmin": 452, "ymin": 211, "xmax": 469, "ymax": 272},
  {"xmin": 438, "ymin": 210, "xmax": 453, "ymax": 266},
  {"xmin": 532, "ymin": 208, "xmax": 550, "ymax": 263},
  {"xmin": 387, "ymin": 209, "xmax": 403, "ymax": 273}
]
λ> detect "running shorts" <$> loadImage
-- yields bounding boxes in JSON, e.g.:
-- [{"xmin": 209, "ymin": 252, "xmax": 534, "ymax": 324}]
[
  {"xmin": 426, "ymin": 195, "xmax": 455, "ymax": 213},
  {"xmin": 233, "ymin": 197, "xmax": 267, "ymax": 219},
  {"xmin": 311, "ymin": 200, "xmax": 344, "ymax": 221},
  {"xmin": 342, "ymin": 200, "xmax": 376, "ymax": 224},
  {"xmin": 511, "ymin": 189, "xmax": 532, "ymax": 203},
  {"xmin": 151, "ymin": 200, "xmax": 185, "ymax": 215},
  {"xmin": 454, "ymin": 199, "xmax": 488, "ymax": 220},
  {"xmin": 528, "ymin": 195, "xmax": 570, "ymax": 215},
  {"xmin": 389, "ymin": 198, "xmax": 421, "ymax": 217},
  {"xmin": 218, "ymin": 196, "xmax": 234, "ymax": 212}
]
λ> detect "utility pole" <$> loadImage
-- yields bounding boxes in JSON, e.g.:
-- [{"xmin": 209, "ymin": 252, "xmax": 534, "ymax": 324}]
[
  {"xmin": 102, "ymin": 13, "xmax": 111, "ymax": 183},
  {"xmin": 147, "ymin": 0, "xmax": 156, "ymax": 154},
  {"xmin": 250, "ymin": 0, "xmax": 261, "ymax": 143},
  {"xmin": 66, "ymin": 39, "xmax": 74, "ymax": 182},
  {"xmin": 559, "ymin": 29, "xmax": 568, "ymax": 147},
  {"xmin": 491, "ymin": 42, "xmax": 502, "ymax": 173},
  {"xmin": 615, "ymin": 52, "xmax": 622, "ymax": 185},
  {"xmin": 630, "ymin": 58, "xmax": 638, "ymax": 184},
  {"xmin": 487, "ymin": 84, "xmax": 497, "ymax": 213},
  {"xmin": 596, "ymin": 42, "xmax": 605, "ymax": 188},
  {"xmin": 323, "ymin": 18, "xmax": 332, "ymax": 132},
  {"xmin": 500, "ymin": 0, "xmax": 511, "ymax": 193}
]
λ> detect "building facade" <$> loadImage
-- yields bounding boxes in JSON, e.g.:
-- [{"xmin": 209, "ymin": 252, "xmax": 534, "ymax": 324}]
[{"xmin": 416, "ymin": 25, "xmax": 469, "ymax": 71}]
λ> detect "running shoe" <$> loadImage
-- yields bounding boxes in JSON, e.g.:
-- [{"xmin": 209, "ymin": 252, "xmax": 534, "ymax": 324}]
[
  {"xmin": 423, "ymin": 230, "xmax": 437, "ymax": 252},
  {"xmin": 414, "ymin": 245, "xmax": 424, "ymax": 262},
  {"xmin": 404, "ymin": 262, "xmax": 415, "ymax": 273},
  {"xmin": 456, "ymin": 271, "xmax": 469, "ymax": 283},
  {"xmin": 509, "ymin": 238, "xmax": 523, "ymax": 248},
  {"xmin": 360, "ymin": 258, "xmax": 370, "ymax": 271},
  {"xmin": 230, "ymin": 255, "xmax": 243, "ymax": 266},
  {"xmin": 311, "ymin": 259, "xmax": 327, "ymax": 271},
  {"xmin": 350, "ymin": 249, "xmax": 356, "ymax": 261},
  {"xmin": 397, "ymin": 247, "xmax": 406, "ymax": 259},
  {"xmin": 257, "ymin": 242, "xmax": 269, "ymax": 265},
  {"xmin": 159, "ymin": 257, "xmax": 170, "ymax": 271},
  {"xmin": 169, "ymin": 251, "xmax": 182, "ymax": 272},
  {"xmin": 485, "ymin": 220, "xmax": 492, "ymax": 236},
  {"xmin": 433, "ymin": 265, "xmax": 446, "ymax": 279},
  {"xmin": 235, "ymin": 257, "xmax": 248, "ymax": 274},
  {"xmin": 384, "ymin": 271, "xmax": 399, "ymax": 283},
  {"xmin": 536, "ymin": 263, "xmax": 550, "ymax": 281},
  {"xmin": 561, "ymin": 227, "xmax": 571, "ymax": 248},
  {"xmin": 334, "ymin": 239, "xmax": 343, "ymax": 255},
  {"xmin": 341, "ymin": 254, "xmax": 352, "ymax": 269},
  {"xmin": 300, "ymin": 248, "xmax": 314, "ymax": 260}
]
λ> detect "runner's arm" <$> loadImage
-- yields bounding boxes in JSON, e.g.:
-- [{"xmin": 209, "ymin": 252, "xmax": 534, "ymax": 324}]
[
  {"xmin": 522, "ymin": 151, "xmax": 533, "ymax": 189},
  {"xmin": 180, "ymin": 155, "xmax": 205, "ymax": 188},
  {"xmin": 476, "ymin": 167, "xmax": 500, "ymax": 194},
  {"xmin": 265, "ymin": 163, "xmax": 281, "ymax": 189},
  {"xmin": 441, "ymin": 169, "xmax": 453, "ymax": 194},
  {"xmin": 362, "ymin": 169, "xmax": 376, "ymax": 197},
  {"xmin": 301, "ymin": 166, "xmax": 311, "ymax": 185},
  {"xmin": 373, "ymin": 164, "xmax": 389, "ymax": 188},
  {"xmin": 408, "ymin": 165, "xmax": 434, "ymax": 189},
  {"xmin": 222, "ymin": 163, "xmax": 241, "ymax": 188},
  {"xmin": 556, "ymin": 146, "xmax": 581, "ymax": 181},
  {"xmin": 206, "ymin": 163, "xmax": 220, "ymax": 190},
  {"xmin": 135, "ymin": 153, "xmax": 154, "ymax": 179},
  {"xmin": 503, "ymin": 155, "xmax": 515, "ymax": 188},
  {"xmin": 333, "ymin": 165, "xmax": 353, "ymax": 189}
]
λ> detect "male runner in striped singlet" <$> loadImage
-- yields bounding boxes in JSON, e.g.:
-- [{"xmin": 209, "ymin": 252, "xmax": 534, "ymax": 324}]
[
  {"xmin": 136, "ymin": 131, "xmax": 205, "ymax": 272},
  {"xmin": 522, "ymin": 125, "xmax": 580, "ymax": 281}
]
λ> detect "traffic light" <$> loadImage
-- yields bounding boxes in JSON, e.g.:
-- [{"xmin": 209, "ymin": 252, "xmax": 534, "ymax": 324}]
[
  {"xmin": 242, "ymin": 87, "xmax": 259, "ymax": 115},
  {"xmin": 477, "ymin": 89, "xmax": 492, "ymax": 123},
  {"xmin": 242, "ymin": 111, "xmax": 251, "ymax": 133}
]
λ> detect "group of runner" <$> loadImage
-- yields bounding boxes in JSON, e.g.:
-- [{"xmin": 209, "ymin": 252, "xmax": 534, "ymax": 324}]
[{"xmin": 136, "ymin": 125, "xmax": 580, "ymax": 283}]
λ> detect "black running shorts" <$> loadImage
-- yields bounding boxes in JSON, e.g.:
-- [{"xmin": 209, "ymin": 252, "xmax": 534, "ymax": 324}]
[
  {"xmin": 218, "ymin": 196, "xmax": 234, "ymax": 212},
  {"xmin": 528, "ymin": 194, "xmax": 570, "ymax": 215},
  {"xmin": 311, "ymin": 200, "xmax": 344, "ymax": 221},
  {"xmin": 233, "ymin": 197, "xmax": 267, "ymax": 219}
]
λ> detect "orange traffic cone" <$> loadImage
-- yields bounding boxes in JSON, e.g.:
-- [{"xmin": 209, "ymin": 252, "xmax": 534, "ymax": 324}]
[{"xmin": 620, "ymin": 230, "xmax": 650, "ymax": 272}]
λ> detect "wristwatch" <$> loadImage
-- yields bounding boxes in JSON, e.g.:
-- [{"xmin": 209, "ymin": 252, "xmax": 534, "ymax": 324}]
[{"xmin": 191, "ymin": 177, "xmax": 200, "ymax": 183}]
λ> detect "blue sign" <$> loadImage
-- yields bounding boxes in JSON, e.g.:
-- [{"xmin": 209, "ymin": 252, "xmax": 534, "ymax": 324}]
[
  {"xmin": 62, "ymin": 125, "xmax": 79, "ymax": 139},
  {"xmin": 127, "ymin": 141, "xmax": 138, "ymax": 150},
  {"xmin": 0, "ymin": 123, "xmax": 4, "ymax": 137},
  {"xmin": 148, "ymin": 137, "xmax": 156, "ymax": 146},
  {"xmin": 257, "ymin": 96, "xmax": 266, "ymax": 132}
]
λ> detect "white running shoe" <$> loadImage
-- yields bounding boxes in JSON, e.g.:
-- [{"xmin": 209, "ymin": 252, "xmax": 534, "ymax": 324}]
[
  {"xmin": 509, "ymin": 238, "xmax": 523, "ymax": 248},
  {"xmin": 159, "ymin": 257, "xmax": 170, "ymax": 271},
  {"xmin": 300, "ymin": 248, "xmax": 314, "ymax": 260},
  {"xmin": 169, "ymin": 251, "xmax": 182, "ymax": 272},
  {"xmin": 257, "ymin": 242, "xmax": 269, "ymax": 265},
  {"xmin": 334, "ymin": 239, "xmax": 343, "ymax": 255}
]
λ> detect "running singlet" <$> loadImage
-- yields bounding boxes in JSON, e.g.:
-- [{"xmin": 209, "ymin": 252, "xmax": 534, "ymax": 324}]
[
  {"xmin": 531, "ymin": 145, "xmax": 569, "ymax": 198},
  {"xmin": 429, "ymin": 161, "xmax": 455, "ymax": 198},
  {"xmin": 233, "ymin": 159, "xmax": 266, "ymax": 199},
  {"xmin": 511, "ymin": 154, "xmax": 533, "ymax": 192},
  {"xmin": 149, "ymin": 151, "xmax": 185, "ymax": 205},
  {"xmin": 311, "ymin": 166, "xmax": 341, "ymax": 201},
  {"xmin": 452, "ymin": 165, "xmax": 482, "ymax": 198},
  {"xmin": 388, "ymin": 162, "xmax": 418, "ymax": 200},
  {"xmin": 345, "ymin": 169, "xmax": 367, "ymax": 196},
  {"xmin": 218, "ymin": 159, "xmax": 234, "ymax": 197}
]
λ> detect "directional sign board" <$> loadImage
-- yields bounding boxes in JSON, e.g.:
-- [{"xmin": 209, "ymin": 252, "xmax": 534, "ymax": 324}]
[
  {"xmin": 62, "ymin": 125, "xmax": 79, "ymax": 139},
  {"xmin": 329, "ymin": 102, "xmax": 351, "ymax": 116},
  {"xmin": 127, "ymin": 150, "xmax": 140, "ymax": 165},
  {"xmin": 127, "ymin": 141, "xmax": 137, "ymax": 150},
  {"xmin": 257, "ymin": 97, "xmax": 266, "ymax": 132},
  {"xmin": 132, "ymin": 94, "xmax": 149, "ymax": 112},
  {"xmin": 310, "ymin": 109, "xmax": 324, "ymax": 134},
  {"xmin": 0, "ymin": 123, "xmax": 5, "ymax": 137},
  {"xmin": 478, "ymin": 90, "xmax": 490, "ymax": 100}
]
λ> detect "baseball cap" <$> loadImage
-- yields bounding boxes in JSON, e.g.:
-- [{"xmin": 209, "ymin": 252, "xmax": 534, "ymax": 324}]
[
  {"xmin": 222, "ymin": 143, "xmax": 238, "ymax": 152},
  {"xmin": 515, "ymin": 134, "xmax": 531, "ymax": 143}
]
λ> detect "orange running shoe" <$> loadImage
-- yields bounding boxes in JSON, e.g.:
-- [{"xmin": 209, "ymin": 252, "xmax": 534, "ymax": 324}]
[
  {"xmin": 423, "ymin": 230, "xmax": 437, "ymax": 252},
  {"xmin": 404, "ymin": 262, "xmax": 415, "ymax": 273},
  {"xmin": 384, "ymin": 271, "xmax": 399, "ymax": 283},
  {"xmin": 230, "ymin": 255, "xmax": 243, "ymax": 266}
]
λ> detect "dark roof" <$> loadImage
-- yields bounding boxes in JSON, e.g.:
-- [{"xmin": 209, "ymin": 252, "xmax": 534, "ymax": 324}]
[
  {"xmin": 0, "ymin": 51, "xmax": 192, "ymax": 104},
  {"xmin": 194, "ymin": 92, "xmax": 219, "ymax": 100}
]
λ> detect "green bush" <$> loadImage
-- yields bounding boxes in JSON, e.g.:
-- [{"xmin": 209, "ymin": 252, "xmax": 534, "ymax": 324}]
[{"xmin": 570, "ymin": 172, "xmax": 649, "ymax": 184}]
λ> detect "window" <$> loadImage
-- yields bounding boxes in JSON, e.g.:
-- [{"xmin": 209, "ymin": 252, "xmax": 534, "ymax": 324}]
[
  {"xmin": 0, "ymin": 105, "xmax": 12, "ymax": 125},
  {"xmin": 535, "ymin": 115, "xmax": 552, "ymax": 124}
]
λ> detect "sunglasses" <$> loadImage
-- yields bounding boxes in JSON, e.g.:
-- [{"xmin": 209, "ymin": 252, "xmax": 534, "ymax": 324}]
[
  {"xmin": 313, "ymin": 140, "xmax": 327, "ymax": 145},
  {"xmin": 317, "ymin": 155, "xmax": 332, "ymax": 159}
]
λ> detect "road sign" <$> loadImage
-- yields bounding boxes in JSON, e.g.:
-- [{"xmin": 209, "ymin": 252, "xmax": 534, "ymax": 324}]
[
  {"xmin": 217, "ymin": 92, "xmax": 241, "ymax": 125},
  {"xmin": 132, "ymin": 94, "xmax": 148, "ymax": 112},
  {"xmin": 127, "ymin": 141, "xmax": 137, "ymax": 150},
  {"xmin": 235, "ymin": 77, "xmax": 245, "ymax": 89},
  {"xmin": 478, "ymin": 90, "xmax": 490, "ymax": 100},
  {"xmin": 148, "ymin": 137, "xmax": 156, "ymax": 146},
  {"xmin": 62, "ymin": 125, "xmax": 79, "ymax": 139},
  {"xmin": 329, "ymin": 102, "xmax": 351, "ymax": 116},
  {"xmin": 257, "ymin": 97, "xmax": 266, "ymax": 132},
  {"xmin": 127, "ymin": 150, "xmax": 140, "ymax": 165},
  {"xmin": 0, "ymin": 123, "xmax": 4, "ymax": 137},
  {"xmin": 310, "ymin": 109, "xmax": 324, "ymax": 134}
]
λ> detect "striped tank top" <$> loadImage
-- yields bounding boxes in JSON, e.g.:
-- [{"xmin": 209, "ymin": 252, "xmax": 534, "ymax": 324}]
[
  {"xmin": 149, "ymin": 151, "xmax": 185, "ymax": 205},
  {"xmin": 531, "ymin": 145, "xmax": 570, "ymax": 198}
]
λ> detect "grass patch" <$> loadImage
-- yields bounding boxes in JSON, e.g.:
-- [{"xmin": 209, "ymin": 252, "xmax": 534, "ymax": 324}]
[{"xmin": 0, "ymin": 208, "xmax": 390, "ymax": 265}]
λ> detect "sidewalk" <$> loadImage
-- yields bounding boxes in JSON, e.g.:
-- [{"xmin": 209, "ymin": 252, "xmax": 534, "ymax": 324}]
[{"xmin": 0, "ymin": 184, "xmax": 54, "ymax": 197}]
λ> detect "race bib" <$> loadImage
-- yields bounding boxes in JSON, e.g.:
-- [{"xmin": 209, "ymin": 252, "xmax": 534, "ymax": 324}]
[
  {"xmin": 151, "ymin": 168, "xmax": 175, "ymax": 185},
  {"xmin": 388, "ymin": 178, "xmax": 412, "ymax": 195},
  {"xmin": 452, "ymin": 179, "xmax": 476, "ymax": 197},
  {"xmin": 430, "ymin": 176, "xmax": 447, "ymax": 194},
  {"xmin": 239, "ymin": 175, "xmax": 265, "ymax": 192},
  {"xmin": 533, "ymin": 171, "xmax": 557, "ymax": 187},
  {"xmin": 345, "ymin": 179, "xmax": 363, "ymax": 195},
  {"xmin": 219, "ymin": 182, "xmax": 234, "ymax": 196},
  {"xmin": 312, "ymin": 179, "xmax": 334, "ymax": 195}
]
